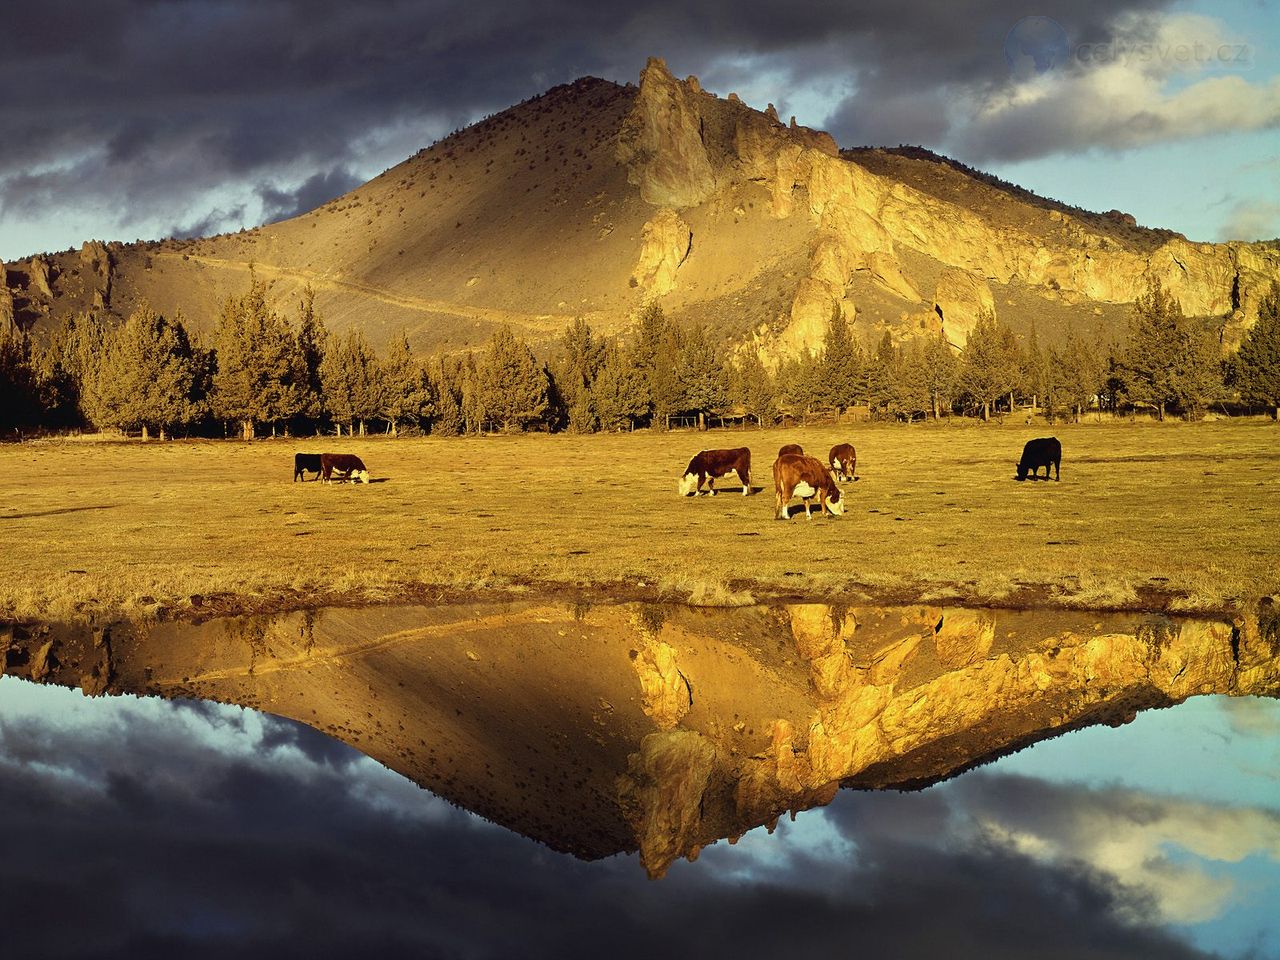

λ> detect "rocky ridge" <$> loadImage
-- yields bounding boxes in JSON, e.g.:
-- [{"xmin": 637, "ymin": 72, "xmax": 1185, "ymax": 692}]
[{"xmin": 4, "ymin": 57, "xmax": 1277, "ymax": 362}]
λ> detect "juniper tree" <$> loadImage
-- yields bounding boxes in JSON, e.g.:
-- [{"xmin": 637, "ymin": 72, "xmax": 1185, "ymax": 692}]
[
  {"xmin": 676, "ymin": 323, "xmax": 728, "ymax": 430},
  {"xmin": 918, "ymin": 330, "xmax": 959, "ymax": 418},
  {"xmin": 0, "ymin": 324, "xmax": 36, "ymax": 433},
  {"xmin": 630, "ymin": 302, "xmax": 685, "ymax": 429},
  {"xmin": 1117, "ymin": 282, "xmax": 1182, "ymax": 421},
  {"xmin": 459, "ymin": 352, "xmax": 485, "ymax": 434},
  {"xmin": 592, "ymin": 338, "xmax": 648, "ymax": 431},
  {"xmin": 36, "ymin": 311, "xmax": 105, "ymax": 428},
  {"xmin": 379, "ymin": 331, "xmax": 436, "ymax": 434},
  {"xmin": 294, "ymin": 286, "xmax": 327, "ymax": 427},
  {"xmin": 733, "ymin": 350, "xmax": 777, "ymax": 427},
  {"xmin": 320, "ymin": 330, "xmax": 381, "ymax": 435},
  {"xmin": 890, "ymin": 340, "xmax": 933, "ymax": 421},
  {"xmin": 477, "ymin": 326, "xmax": 548, "ymax": 431},
  {"xmin": 1236, "ymin": 282, "xmax": 1280, "ymax": 419},
  {"xmin": 212, "ymin": 275, "xmax": 305, "ymax": 438},
  {"xmin": 86, "ymin": 304, "xmax": 201, "ymax": 439},
  {"xmin": 430, "ymin": 356, "xmax": 466, "ymax": 436},
  {"xmin": 1171, "ymin": 320, "xmax": 1226, "ymax": 420},
  {"xmin": 818, "ymin": 302, "xmax": 862, "ymax": 411},
  {"xmin": 1022, "ymin": 321, "xmax": 1049, "ymax": 410},
  {"xmin": 1056, "ymin": 329, "xmax": 1105, "ymax": 422},
  {"xmin": 958, "ymin": 311, "xmax": 1020, "ymax": 420},
  {"xmin": 553, "ymin": 318, "xmax": 606, "ymax": 433},
  {"xmin": 866, "ymin": 331, "xmax": 901, "ymax": 416},
  {"xmin": 777, "ymin": 351, "xmax": 824, "ymax": 421},
  {"xmin": 555, "ymin": 317, "xmax": 605, "ymax": 407}
]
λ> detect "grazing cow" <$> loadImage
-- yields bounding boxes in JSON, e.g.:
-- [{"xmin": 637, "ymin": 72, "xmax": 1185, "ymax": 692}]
[
  {"xmin": 321, "ymin": 452, "xmax": 371, "ymax": 484},
  {"xmin": 773, "ymin": 453, "xmax": 845, "ymax": 520},
  {"xmin": 293, "ymin": 452, "xmax": 323, "ymax": 482},
  {"xmin": 778, "ymin": 443, "xmax": 804, "ymax": 458},
  {"xmin": 678, "ymin": 448, "xmax": 752, "ymax": 497},
  {"xmin": 828, "ymin": 443, "xmax": 858, "ymax": 483},
  {"xmin": 1016, "ymin": 437, "xmax": 1061, "ymax": 481}
]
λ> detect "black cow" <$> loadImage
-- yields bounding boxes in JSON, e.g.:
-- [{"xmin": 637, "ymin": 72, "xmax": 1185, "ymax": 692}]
[
  {"xmin": 1016, "ymin": 437, "xmax": 1061, "ymax": 481},
  {"xmin": 294, "ymin": 453, "xmax": 323, "ymax": 482}
]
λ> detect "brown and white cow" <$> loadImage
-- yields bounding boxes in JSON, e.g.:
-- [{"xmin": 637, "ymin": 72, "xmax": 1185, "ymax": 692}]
[
  {"xmin": 678, "ymin": 448, "xmax": 752, "ymax": 497},
  {"xmin": 321, "ymin": 452, "xmax": 371, "ymax": 484},
  {"xmin": 774, "ymin": 453, "xmax": 845, "ymax": 520},
  {"xmin": 777, "ymin": 443, "xmax": 804, "ymax": 458},
  {"xmin": 828, "ymin": 443, "xmax": 858, "ymax": 483}
]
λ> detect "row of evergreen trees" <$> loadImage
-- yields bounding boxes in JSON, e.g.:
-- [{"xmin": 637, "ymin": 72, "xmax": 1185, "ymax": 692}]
[{"xmin": 1, "ymin": 277, "xmax": 1278, "ymax": 438}]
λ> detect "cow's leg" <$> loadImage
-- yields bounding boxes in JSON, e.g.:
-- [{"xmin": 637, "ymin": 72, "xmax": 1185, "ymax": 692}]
[
  {"xmin": 707, "ymin": 475, "xmax": 716, "ymax": 496},
  {"xmin": 804, "ymin": 499, "xmax": 812, "ymax": 520},
  {"xmin": 1054, "ymin": 459, "xmax": 1060, "ymax": 481},
  {"xmin": 739, "ymin": 469, "xmax": 749, "ymax": 496}
]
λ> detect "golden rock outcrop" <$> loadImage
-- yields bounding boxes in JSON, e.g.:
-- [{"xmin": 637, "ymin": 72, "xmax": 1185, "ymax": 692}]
[
  {"xmin": 631, "ymin": 208, "xmax": 692, "ymax": 296},
  {"xmin": 616, "ymin": 58, "xmax": 717, "ymax": 209},
  {"xmin": 0, "ymin": 262, "xmax": 14, "ymax": 336}
]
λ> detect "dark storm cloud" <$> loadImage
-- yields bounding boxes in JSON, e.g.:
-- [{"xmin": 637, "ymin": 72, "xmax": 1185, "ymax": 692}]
[
  {"xmin": 0, "ymin": 0, "xmax": 1186, "ymax": 252},
  {"xmin": 258, "ymin": 168, "xmax": 362, "ymax": 224},
  {"xmin": 0, "ymin": 686, "xmax": 1238, "ymax": 960},
  {"xmin": 169, "ymin": 203, "xmax": 248, "ymax": 240}
]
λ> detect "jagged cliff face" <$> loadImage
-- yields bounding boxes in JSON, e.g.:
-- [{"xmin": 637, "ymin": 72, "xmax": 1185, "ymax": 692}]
[
  {"xmin": 613, "ymin": 57, "xmax": 1279, "ymax": 358},
  {"xmin": 0, "ymin": 261, "xmax": 15, "ymax": 337},
  {"xmin": 5, "ymin": 57, "xmax": 1278, "ymax": 359},
  {"xmin": 4, "ymin": 598, "xmax": 1277, "ymax": 877}
]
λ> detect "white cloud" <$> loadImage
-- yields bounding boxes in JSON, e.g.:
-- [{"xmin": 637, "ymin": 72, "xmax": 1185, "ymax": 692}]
[
  {"xmin": 964, "ymin": 782, "xmax": 1280, "ymax": 925},
  {"xmin": 952, "ymin": 14, "xmax": 1280, "ymax": 162}
]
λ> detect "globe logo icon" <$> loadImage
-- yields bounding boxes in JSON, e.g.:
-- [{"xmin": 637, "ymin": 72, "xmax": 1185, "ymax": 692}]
[{"xmin": 1003, "ymin": 16, "xmax": 1071, "ymax": 75}]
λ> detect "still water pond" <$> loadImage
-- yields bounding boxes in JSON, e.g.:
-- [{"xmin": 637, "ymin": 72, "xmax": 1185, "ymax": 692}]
[{"xmin": 1, "ymin": 599, "xmax": 1277, "ymax": 958}]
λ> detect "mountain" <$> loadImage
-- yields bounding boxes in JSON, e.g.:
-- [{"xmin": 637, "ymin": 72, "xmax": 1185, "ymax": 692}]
[{"xmin": 4, "ymin": 56, "xmax": 1278, "ymax": 360}]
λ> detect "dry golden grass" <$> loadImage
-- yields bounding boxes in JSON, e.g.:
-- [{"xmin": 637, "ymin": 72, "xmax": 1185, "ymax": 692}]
[{"xmin": 1, "ymin": 419, "xmax": 1277, "ymax": 622}]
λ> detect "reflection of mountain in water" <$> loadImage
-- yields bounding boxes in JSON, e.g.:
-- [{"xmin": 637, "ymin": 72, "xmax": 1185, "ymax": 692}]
[{"xmin": 4, "ymin": 599, "xmax": 1278, "ymax": 877}]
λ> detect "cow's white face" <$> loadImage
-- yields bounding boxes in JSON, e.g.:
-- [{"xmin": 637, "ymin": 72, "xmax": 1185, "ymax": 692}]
[
  {"xmin": 826, "ymin": 494, "xmax": 846, "ymax": 516},
  {"xmin": 678, "ymin": 473, "xmax": 698, "ymax": 497},
  {"xmin": 354, "ymin": 470, "xmax": 370, "ymax": 484}
]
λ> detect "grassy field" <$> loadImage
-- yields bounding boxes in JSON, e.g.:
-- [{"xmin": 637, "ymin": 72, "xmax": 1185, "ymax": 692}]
[{"xmin": 1, "ymin": 419, "xmax": 1277, "ymax": 623}]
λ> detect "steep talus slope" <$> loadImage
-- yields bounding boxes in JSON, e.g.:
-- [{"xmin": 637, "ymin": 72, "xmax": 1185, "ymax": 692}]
[{"xmin": 5, "ymin": 57, "xmax": 1278, "ymax": 359}]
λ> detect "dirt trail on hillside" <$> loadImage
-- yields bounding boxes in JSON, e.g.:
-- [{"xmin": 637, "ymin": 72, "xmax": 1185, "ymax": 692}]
[{"xmin": 154, "ymin": 252, "xmax": 586, "ymax": 332}]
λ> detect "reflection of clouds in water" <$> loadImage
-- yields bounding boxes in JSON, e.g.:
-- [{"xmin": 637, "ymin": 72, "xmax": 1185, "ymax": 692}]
[
  {"xmin": 992, "ymin": 695, "xmax": 1280, "ymax": 813},
  {"xmin": 1, "ymin": 676, "xmax": 1275, "ymax": 958},
  {"xmin": 0, "ymin": 677, "xmax": 463, "ymax": 828},
  {"xmin": 1220, "ymin": 696, "xmax": 1280, "ymax": 739},
  {"xmin": 699, "ymin": 804, "xmax": 856, "ymax": 887},
  {"xmin": 952, "ymin": 778, "xmax": 1280, "ymax": 924}
]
